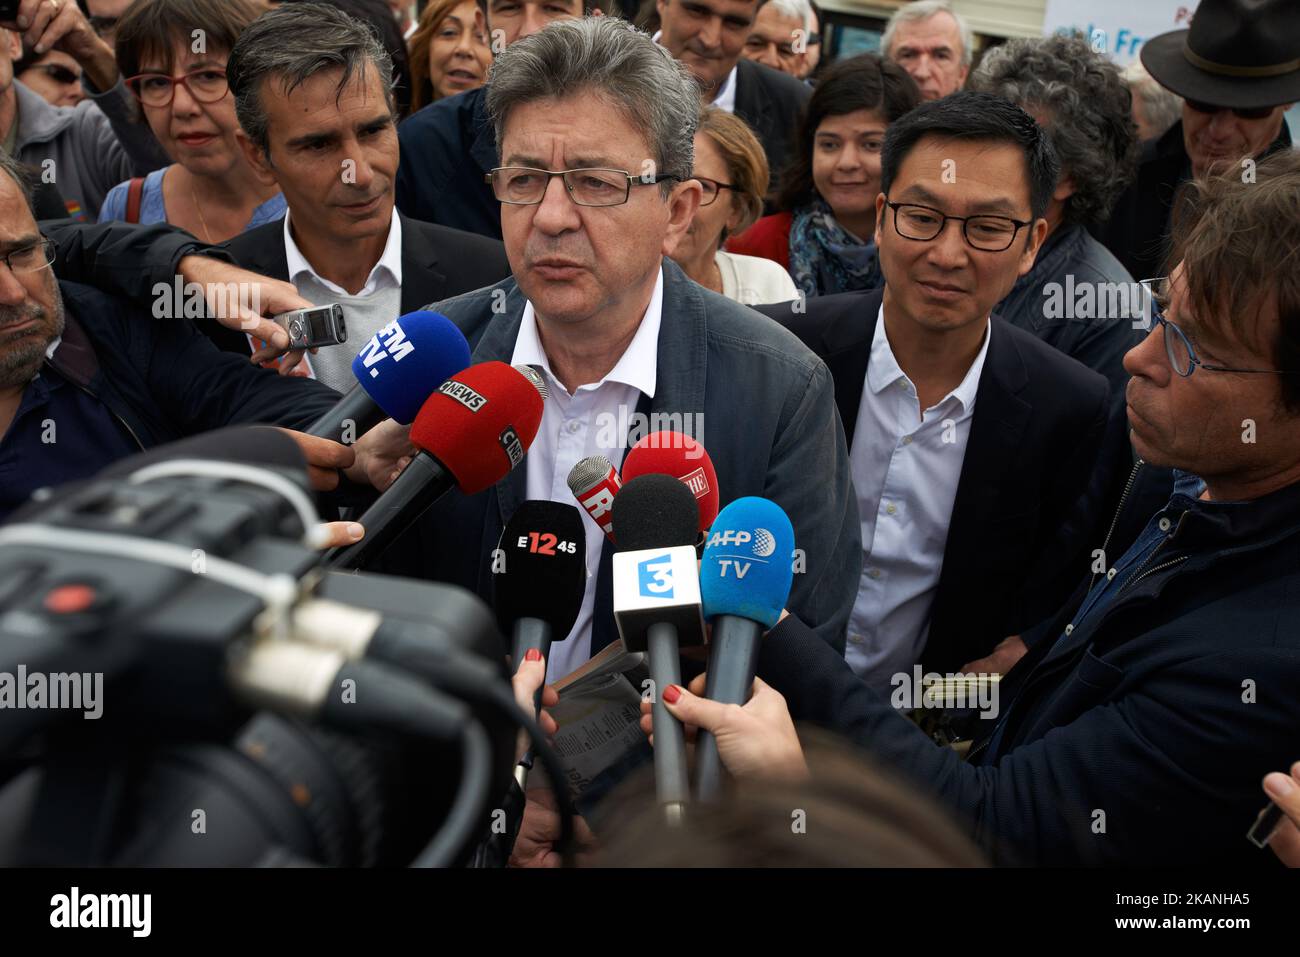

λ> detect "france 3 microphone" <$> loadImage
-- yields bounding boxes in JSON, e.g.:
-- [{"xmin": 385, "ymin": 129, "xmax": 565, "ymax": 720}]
[
  {"xmin": 611, "ymin": 473, "xmax": 703, "ymax": 821},
  {"xmin": 493, "ymin": 501, "xmax": 587, "ymax": 705},
  {"xmin": 694, "ymin": 497, "xmax": 795, "ymax": 800},
  {"xmin": 567, "ymin": 454, "xmax": 621, "ymax": 542},
  {"xmin": 306, "ymin": 310, "xmax": 471, "ymax": 442},
  {"xmin": 325, "ymin": 362, "xmax": 545, "ymax": 568},
  {"xmin": 621, "ymin": 430, "xmax": 720, "ymax": 537}
]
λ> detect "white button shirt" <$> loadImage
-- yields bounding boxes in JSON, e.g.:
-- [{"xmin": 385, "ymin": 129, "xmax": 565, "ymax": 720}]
[
  {"xmin": 845, "ymin": 306, "xmax": 991, "ymax": 693},
  {"xmin": 510, "ymin": 269, "xmax": 664, "ymax": 684}
]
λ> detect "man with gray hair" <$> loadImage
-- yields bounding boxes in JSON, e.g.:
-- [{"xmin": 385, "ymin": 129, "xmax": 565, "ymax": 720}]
[
  {"xmin": 741, "ymin": 0, "xmax": 813, "ymax": 79},
  {"xmin": 388, "ymin": 15, "xmax": 859, "ymax": 683},
  {"xmin": 882, "ymin": 0, "xmax": 971, "ymax": 102},
  {"xmin": 203, "ymin": 2, "xmax": 509, "ymax": 388}
]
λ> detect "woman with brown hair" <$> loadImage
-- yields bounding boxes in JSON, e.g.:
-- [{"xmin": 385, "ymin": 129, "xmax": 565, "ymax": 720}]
[
  {"xmin": 406, "ymin": 0, "xmax": 493, "ymax": 113},
  {"xmin": 98, "ymin": 0, "xmax": 283, "ymax": 238},
  {"xmin": 670, "ymin": 107, "xmax": 799, "ymax": 306}
]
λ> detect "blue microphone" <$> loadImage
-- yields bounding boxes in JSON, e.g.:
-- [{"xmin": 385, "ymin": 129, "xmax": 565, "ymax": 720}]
[
  {"xmin": 307, "ymin": 310, "xmax": 471, "ymax": 443},
  {"xmin": 695, "ymin": 496, "xmax": 795, "ymax": 800}
]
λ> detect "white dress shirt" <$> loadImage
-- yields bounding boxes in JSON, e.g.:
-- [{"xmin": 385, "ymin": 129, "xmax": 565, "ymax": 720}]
[
  {"xmin": 279, "ymin": 211, "xmax": 404, "ymax": 392},
  {"xmin": 510, "ymin": 269, "xmax": 665, "ymax": 684},
  {"xmin": 845, "ymin": 305, "xmax": 991, "ymax": 693}
]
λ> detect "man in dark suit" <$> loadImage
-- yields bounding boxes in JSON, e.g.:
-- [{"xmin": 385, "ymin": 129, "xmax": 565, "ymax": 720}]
[
  {"xmin": 651, "ymin": 148, "xmax": 1300, "ymax": 867},
  {"xmin": 758, "ymin": 92, "xmax": 1120, "ymax": 686},
  {"xmin": 206, "ymin": 3, "xmax": 509, "ymax": 392},
  {"xmin": 654, "ymin": 0, "xmax": 810, "ymax": 179}
]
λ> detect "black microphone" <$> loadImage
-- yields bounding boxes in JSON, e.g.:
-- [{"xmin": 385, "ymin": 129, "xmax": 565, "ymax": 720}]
[
  {"xmin": 611, "ymin": 473, "xmax": 703, "ymax": 822},
  {"xmin": 305, "ymin": 311, "xmax": 470, "ymax": 443},
  {"xmin": 493, "ymin": 501, "xmax": 587, "ymax": 707}
]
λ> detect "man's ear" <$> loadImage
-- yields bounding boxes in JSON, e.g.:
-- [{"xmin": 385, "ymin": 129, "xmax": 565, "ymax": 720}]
[
  {"xmin": 1018, "ymin": 217, "xmax": 1049, "ymax": 277},
  {"xmin": 873, "ymin": 191, "xmax": 886, "ymax": 246},
  {"xmin": 1053, "ymin": 174, "xmax": 1076, "ymax": 203},
  {"xmin": 236, "ymin": 129, "xmax": 279, "ymax": 188},
  {"xmin": 662, "ymin": 179, "xmax": 703, "ymax": 257}
]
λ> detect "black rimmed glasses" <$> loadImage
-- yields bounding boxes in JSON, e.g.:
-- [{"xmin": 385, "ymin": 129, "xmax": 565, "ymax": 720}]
[
  {"xmin": 126, "ymin": 69, "xmax": 229, "ymax": 108},
  {"xmin": 885, "ymin": 200, "xmax": 1032, "ymax": 252},
  {"xmin": 486, "ymin": 167, "xmax": 681, "ymax": 207},
  {"xmin": 0, "ymin": 240, "xmax": 56, "ymax": 275},
  {"xmin": 1139, "ymin": 277, "xmax": 1300, "ymax": 378}
]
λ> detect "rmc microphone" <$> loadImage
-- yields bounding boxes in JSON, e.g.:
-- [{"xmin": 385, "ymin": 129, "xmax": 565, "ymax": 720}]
[
  {"xmin": 493, "ymin": 500, "xmax": 587, "ymax": 701},
  {"xmin": 566, "ymin": 455, "xmax": 621, "ymax": 543},
  {"xmin": 325, "ymin": 362, "xmax": 545, "ymax": 569},
  {"xmin": 694, "ymin": 496, "xmax": 795, "ymax": 801},
  {"xmin": 306, "ymin": 311, "xmax": 471, "ymax": 443},
  {"xmin": 621, "ymin": 430, "xmax": 720, "ymax": 536},
  {"xmin": 611, "ymin": 473, "xmax": 703, "ymax": 822}
]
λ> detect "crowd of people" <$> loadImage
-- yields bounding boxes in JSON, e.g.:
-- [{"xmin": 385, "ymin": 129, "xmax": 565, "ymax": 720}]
[{"xmin": 2, "ymin": 0, "xmax": 1299, "ymax": 869}]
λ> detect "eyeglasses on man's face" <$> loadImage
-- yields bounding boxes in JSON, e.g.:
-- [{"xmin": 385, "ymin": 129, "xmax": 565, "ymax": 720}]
[
  {"xmin": 0, "ymin": 240, "xmax": 57, "ymax": 275},
  {"xmin": 1139, "ymin": 277, "xmax": 1300, "ymax": 378},
  {"xmin": 486, "ymin": 167, "xmax": 681, "ymax": 207},
  {"xmin": 126, "ymin": 69, "xmax": 229, "ymax": 108},
  {"xmin": 28, "ymin": 64, "xmax": 83, "ymax": 86},
  {"xmin": 1185, "ymin": 99, "xmax": 1276, "ymax": 121},
  {"xmin": 885, "ymin": 200, "xmax": 1031, "ymax": 252}
]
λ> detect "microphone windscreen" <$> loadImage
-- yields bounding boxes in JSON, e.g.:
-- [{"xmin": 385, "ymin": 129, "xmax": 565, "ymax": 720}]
[
  {"xmin": 701, "ymin": 497, "xmax": 795, "ymax": 628},
  {"xmin": 612, "ymin": 473, "xmax": 699, "ymax": 551},
  {"xmin": 621, "ymin": 431, "xmax": 719, "ymax": 532},
  {"xmin": 494, "ymin": 501, "xmax": 587, "ymax": 638},
  {"xmin": 410, "ymin": 361, "xmax": 544, "ymax": 494},
  {"xmin": 351, "ymin": 311, "xmax": 471, "ymax": 424}
]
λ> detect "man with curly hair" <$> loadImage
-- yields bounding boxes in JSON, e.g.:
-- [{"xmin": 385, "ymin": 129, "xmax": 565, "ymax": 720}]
[{"xmin": 968, "ymin": 33, "xmax": 1143, "ymax": 412}]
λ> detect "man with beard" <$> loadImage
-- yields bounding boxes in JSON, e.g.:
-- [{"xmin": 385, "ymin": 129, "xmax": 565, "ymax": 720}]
[{"xmin": 0, "ymin": 150, "xmax": 397, "ymax": 530}]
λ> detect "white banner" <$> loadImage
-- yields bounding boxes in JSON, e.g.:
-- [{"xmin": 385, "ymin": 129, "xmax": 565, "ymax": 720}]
[{"xmin": 1042, "ymin": 0, "xmax": 1198, "ymax": 66}]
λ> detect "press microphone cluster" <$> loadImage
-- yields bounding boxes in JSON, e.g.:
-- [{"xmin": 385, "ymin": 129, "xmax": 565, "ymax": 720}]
[
  {"xmin": 326, "ymin": 361, "xmax": 547, "ymax": 569},
  {"xmin": 306, "ymin": 310, "xmax": 471, "ymax": 443}
]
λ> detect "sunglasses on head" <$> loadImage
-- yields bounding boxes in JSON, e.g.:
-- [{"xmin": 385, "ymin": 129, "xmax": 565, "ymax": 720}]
[{"xmin": 1185, "ymin": 99, "xmax": 1277, "ymax": 120}]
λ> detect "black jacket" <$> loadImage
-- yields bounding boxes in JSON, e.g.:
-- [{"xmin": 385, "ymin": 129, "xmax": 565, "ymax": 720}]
[
  {"xmin": 759, "ymin": 463, "xmax": 1300, "ymax": 866},
  {"xmin": 758, "ymin": 286, "xmax": 1120, "ymax": 671},
  {"xmin": 1095, "ymin": 118, "xmax": 1293, "ymax": 281},
  {"xmin": 733, "ymin": 57, "xmax": 811, "ymax": 185},
  {"xmin": 199, "ymin": 213, "xmax": 511, "ymax": 355}
]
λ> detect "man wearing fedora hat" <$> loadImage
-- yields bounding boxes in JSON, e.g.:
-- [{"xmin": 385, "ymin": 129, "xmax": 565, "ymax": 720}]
[{"xmin": 1097, "ymin": 0, "xmax": 1298, "ymax": 282}]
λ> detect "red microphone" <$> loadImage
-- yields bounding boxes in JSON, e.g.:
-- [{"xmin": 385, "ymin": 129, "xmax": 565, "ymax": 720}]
[
  {"xmin": 326, "ymin": 361, "xmax": 545, "ymax": 568},
  {"xmin": 621, "ymin": 430, "xmax": 719, "ymax": 535},
  {"xmin": 567, "ymin": 454, "xmax": 621, "ymax": 543}
]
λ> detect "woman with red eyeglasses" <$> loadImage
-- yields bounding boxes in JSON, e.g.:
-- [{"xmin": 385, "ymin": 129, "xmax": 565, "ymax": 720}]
[{"xmin": 99, "ymin": 0, "xmax": 283, "ymax": 240}]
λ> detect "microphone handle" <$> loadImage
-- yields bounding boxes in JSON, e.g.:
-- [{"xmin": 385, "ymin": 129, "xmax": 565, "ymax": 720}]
[
  {"xmin": 647, "ymin": 621, "xmax": 690, "ymax": 818},
  {"xmin": 307, "ymin": 383, "xmax": 385, "ymax": 443},
  {"xmin": 324, "ymin": 452, "xmax": 455, "ymax": 569},
  {"xmin": 510, "ymin": 618, "xmax": 553, "ymax": 716},
  {"xmin": 694, "ymin": 614, "xmax": 763, "ymax": 801}
]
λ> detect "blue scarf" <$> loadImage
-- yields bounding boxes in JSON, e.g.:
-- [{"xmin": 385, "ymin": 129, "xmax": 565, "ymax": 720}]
[{"xmin": 788, "ymin": 200, "xmax": 883, "ymax": 298}]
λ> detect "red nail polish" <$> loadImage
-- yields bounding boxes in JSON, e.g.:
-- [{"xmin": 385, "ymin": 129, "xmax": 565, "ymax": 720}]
[
  {"xmin": 525, "ymin": 648, "xmax": 542, "ymax": 662},
  {"xmin": 662, "ymin": 684, "xmax": 681, "ymax": 704}
]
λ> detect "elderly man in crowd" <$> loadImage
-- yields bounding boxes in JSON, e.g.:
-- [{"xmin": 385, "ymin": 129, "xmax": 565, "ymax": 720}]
[
  {"xmin": 1098, "ymin": 0, "xmax": 1298, "ymax": 281},
  {"xmin": 882, "ymin": 0, "xmax": 970, "ymax": 102}
]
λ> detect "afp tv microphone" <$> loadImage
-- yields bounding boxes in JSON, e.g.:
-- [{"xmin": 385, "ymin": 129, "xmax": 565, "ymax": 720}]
[
  {"xmin": 307, "ymin": 311, "xmax": 471, "ymax": 443},
  {"xmin": 694, "ymin": 496, "xmax": 795, "ymax": 800},
  {"xmin": 327, "ymin": 362, "xmax": 546, "ymax": 569},
  {"xmin": 611, "ymin": 473, "xmax": 704, "ymax": 821}
]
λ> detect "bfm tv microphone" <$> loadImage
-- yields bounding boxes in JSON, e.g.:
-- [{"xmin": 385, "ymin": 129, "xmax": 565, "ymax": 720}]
[
  {"xmin": 611, "ymin": 473, "xmax": 703, "ymax": 820},
  {"xmin": 493, "ymin": 501, "xmax": 587, "ymax": 704},
  {"xmin": 307, "ymin": 310, "xmax": 471, "ymax": 443},
  {"xmin": 621, "ymin": 430, "xmax": 720, "ymax": 536},
  {"xmin": 325, "ymin": 362, "xmax": 545, "ymax": 569},
  {"xmin": 566, "ymin": 455, "xmax": 621, "ymax": 543},
  {"xmin": 694, "ymin": 496, "xmax": 795, "ymax": 800}
]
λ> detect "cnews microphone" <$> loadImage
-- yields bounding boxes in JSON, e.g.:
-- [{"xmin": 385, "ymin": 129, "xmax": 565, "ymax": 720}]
[
  {"xmin": 567, "ymin": 455, "xmax": 621, "ymax": 543},
  {"xmin": 611, "ymin": 473, "xmax": 703, "ymax": 821},
  {"xmin": 621, "ymin": 431, "xmax": 720, "ymax": 535},
  {"xmin": 326, "ymin": 361, "xmax": 545, "ymax": 569},
  {"xmin": 494, "ymin": 500, "xmax": 587, "ymax": 699},
  {"xmin": 307, "ymin": 311, "xmax": 471, "ymax": 443},
  {"xmin": 694, "ymin": 497, "xmax": 795, "ymax": 800}
]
